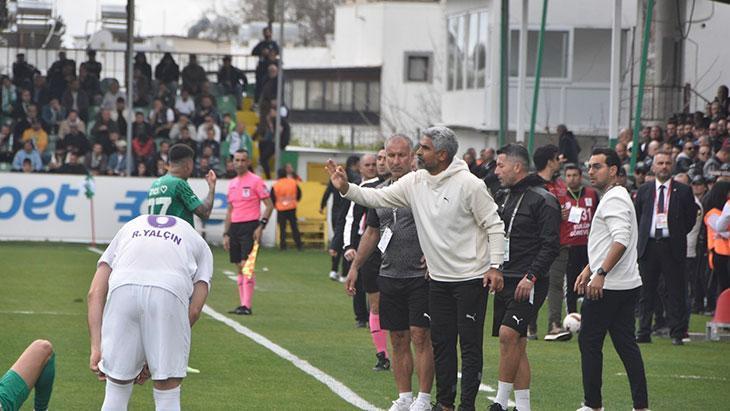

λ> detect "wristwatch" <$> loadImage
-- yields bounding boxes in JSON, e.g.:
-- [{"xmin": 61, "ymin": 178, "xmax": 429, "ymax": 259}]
[
  {"xmin": 489, "ymin": 263, "xmax": 503, "ymax": 271},
  {"xmin": 259, "ymin": 217, "xmax": 269, "ymax": 227},
  {"xmin": 595, "ymin": 267, "xmax": 608, "ymax": 277},
  {"xmin": 525, "ymin": 273, "xmax": 537, "ymax": 284}
]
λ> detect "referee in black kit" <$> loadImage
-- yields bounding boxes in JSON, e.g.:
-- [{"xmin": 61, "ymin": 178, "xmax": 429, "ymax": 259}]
[{"xmin": 574, "ymin": 148, "xmax": 648, "ymax": 411}]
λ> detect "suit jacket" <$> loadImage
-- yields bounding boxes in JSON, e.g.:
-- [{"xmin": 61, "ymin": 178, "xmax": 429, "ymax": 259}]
[{"xmin": 634, "ymin": 179, "xmax": 698, "ymax": 261}]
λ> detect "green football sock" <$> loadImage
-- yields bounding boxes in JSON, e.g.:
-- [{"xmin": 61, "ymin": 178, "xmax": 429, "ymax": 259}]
[{"xmin": 33, "ymin": 352, "xmax": 55, "ymax": 411}]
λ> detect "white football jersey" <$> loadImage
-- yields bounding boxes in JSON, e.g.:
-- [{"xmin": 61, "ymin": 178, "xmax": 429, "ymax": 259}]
[{"xmin": 99, "ymin": 214, "xmax": 214, "ymax": 304}]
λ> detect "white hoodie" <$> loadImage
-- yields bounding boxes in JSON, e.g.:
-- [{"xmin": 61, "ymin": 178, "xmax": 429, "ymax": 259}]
[{"xmin": 343, "ymin": 158, "xmax": 505, "ymax": 282}]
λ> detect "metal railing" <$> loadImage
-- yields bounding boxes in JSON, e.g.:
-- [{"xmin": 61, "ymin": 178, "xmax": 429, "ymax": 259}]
[{"xmin": 629, "ymin": 83, "xmax": 711, "ymax": 124}]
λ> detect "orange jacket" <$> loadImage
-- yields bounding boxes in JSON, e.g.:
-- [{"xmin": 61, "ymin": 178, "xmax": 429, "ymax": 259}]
[{"xmin": 272, "ymin": 177, "xmax": 299, "ymax": 211}]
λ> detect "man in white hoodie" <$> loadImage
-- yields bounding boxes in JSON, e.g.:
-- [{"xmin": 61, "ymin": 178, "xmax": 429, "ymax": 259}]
[{"xmin": 326, "ymin": 126, "xmax": 505, "ymax": 411}]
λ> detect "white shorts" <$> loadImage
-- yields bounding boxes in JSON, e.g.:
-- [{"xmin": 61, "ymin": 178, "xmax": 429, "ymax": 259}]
[{"xmin": 99, "ymin": 285, "xmax": 190, "ymax": 381}]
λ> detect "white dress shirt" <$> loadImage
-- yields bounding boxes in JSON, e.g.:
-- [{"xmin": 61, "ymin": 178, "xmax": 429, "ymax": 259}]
[{"xmin": 650, "ymin": 179, "xmax": 671, "ymax": 238}]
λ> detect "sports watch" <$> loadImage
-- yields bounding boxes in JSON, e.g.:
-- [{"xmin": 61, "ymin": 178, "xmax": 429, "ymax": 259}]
[
  {"xmin": 525, "ymin": 273, "xmax": 537, "ymax": 284},
  {"xmin": 595, "ymin": 267, "xmax": 608, "ymax": 277}
]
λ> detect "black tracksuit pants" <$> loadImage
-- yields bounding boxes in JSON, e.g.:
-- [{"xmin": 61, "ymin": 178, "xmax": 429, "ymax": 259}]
[
  {"xmin": 429, "ymin": 279, "xmax": 487, "ymax": 411},
  {"xmin": 579, "ymin": 286, "xmax": 648, "ymax": 410},
  {"xmin": 277, "ymin": 209, "xmax": 302, "ymax": 250}
]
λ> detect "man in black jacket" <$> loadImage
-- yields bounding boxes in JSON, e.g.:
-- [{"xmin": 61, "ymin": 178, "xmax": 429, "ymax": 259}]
[
  {"xmin": 634, "ymin": 151, "xmax": 698, "ymax": 345},
  {"xmin": 489, "ymin": 144, "xmax": 561, "ymax": 411},
  {"xmin": 557, "ymin": 124, "xmax": 580, "ymax": 165}
]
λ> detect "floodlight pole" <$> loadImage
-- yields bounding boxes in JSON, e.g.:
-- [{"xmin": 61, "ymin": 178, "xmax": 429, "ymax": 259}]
[
  {"xmin": 125, "ymin": 0, "xmax": 134, "ymax": 176},
  {"xmin": 527, "ymin": 0, "xmax": 548, "ymax": 160},
  {"xmin": 273, "ymin": 0, "xmax": 285, "ymax": 175},
  {"xmin": 629, "ymin": 0, "xmax": 654, "ymax": 176},
  {"xmin": 498, "ymin": 0, "xmax": 509, "ymax": 147},
  {"xmin": 608, "ymin": 0, "xmax": 622, "ymax": 148}
]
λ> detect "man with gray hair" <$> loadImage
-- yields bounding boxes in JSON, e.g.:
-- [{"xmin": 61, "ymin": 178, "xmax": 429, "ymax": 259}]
[{"xmin": 326, "ymin": 126, "xmax": 505, "ymax": 411}]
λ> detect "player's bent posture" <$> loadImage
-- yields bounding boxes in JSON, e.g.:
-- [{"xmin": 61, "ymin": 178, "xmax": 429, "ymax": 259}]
[
  {"xmin": 87, "ymin": 214, "xmax": 213, "ymax": 411},
  {"xmin": 224, "ymin": 149, "xmax": 273, "ymax": 315},
  {"xmin": 147, "ymin": 144, "xmax": 217, "ymax": 227},
  {"xmin": 574, "ymin": 149, "xmax": 648, "ymax": 411},
  {"xmin": 0, "ymin": 340, "xmax": 55, "ymax": 411}
]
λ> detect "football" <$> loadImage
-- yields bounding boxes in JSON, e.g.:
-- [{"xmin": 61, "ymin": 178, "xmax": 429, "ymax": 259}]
[{"xmin": 563, "ymin": 313, "xmax": 582, "ymax": 333}]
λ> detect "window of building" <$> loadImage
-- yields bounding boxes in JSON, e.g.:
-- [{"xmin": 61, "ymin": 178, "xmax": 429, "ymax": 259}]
[
  {"xmin": 368, "ymin": 81, "xmax": 380, "ymax": 113},
  {"xmin": 353, "ymin": 81, "xmax": 368, "ymax": 112},
  {"xmin": 447, "ymin": 10, "xmax": 488, "ymax": 91},
  {"xmin": 324, "ymin": 80, "xmax": 340, "ymax": 111},
  {"xmin": 340, "ymin": 81, "xmax": 353, "ymax": 111},
  {"xmin": 291, "ymin": 80, "xmax": 306, "ymax": 110},
  {"xmin": 404, "ymin": 52, "xmax": 433, "ymax": 82},
  {"xmin": 307, "ymin": 81, "xmax": 324, "ymax": 110},
  {"xmin": 509, "ymin": 29, "xmax": 570, "ymax": 79}
]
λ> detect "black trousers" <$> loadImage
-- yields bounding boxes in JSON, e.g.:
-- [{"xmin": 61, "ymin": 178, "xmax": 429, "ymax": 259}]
[
  {"xmin": 566, "ymin": 245, "xmax": 588, "ymax": 313},
  {"xmin": 277, "ymin": 209, "xmax": 302, "ymax": 250},
  {"xmin": 429, "ymin": 279, "xmax": 487, "ymax": 410},
  {"xmin": 353, "ymin": 265, "xmax": 368, "ymax": 323},
  {"xmin": 637, "ymin": 239, "xmax": 688, "ymax": 339},
  {"xmin": 579, "ymin": 287, "xmax": 648, "ymax": 410},
  {"xmin": 692, "ymin": 252, "xmax": 709, "ymax": 311}
]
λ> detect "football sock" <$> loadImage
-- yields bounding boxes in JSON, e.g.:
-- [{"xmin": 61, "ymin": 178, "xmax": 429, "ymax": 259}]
[
  {"xmin": 398, "ymin": 392, "xmax": 413, "ymax": 401},
  {"xmin": 236, "ymin": 273, "xmax": 245, "ymax": 306},
  {"xmin": 33, "ymin": 351, "xmax": 55, "ymax": 411},
  {"xmin": 416, "ymin": 392, "xmax": 431, "ymax": 403},
  {"xmin": 515, "ymin": 389, "xmax": 530, "ymax": 411},
  {"xmin": 496, "ymin": 381, "xmax": 513, "ymax": 409},
  {"xmin": 369, "ymin": 313, "xmax": 388, "ymax": 357},
  {"xmin": 153, "ymin": 386, "xmax": 181, "ymax": 411},
  {"xmin": 101, "ymin": 380, "xmax": 133, "ymax": 411},
  {"xmin": 243, "ymin": 276, "xmax": 256, "ymax": 308}
]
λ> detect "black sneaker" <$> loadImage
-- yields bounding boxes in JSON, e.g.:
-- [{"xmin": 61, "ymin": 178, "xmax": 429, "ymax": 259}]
[
  {"xmin": 355, "ymin": 320, "xmax": 368, "ymax": 328},
  {"xmin": 488, "ymin": 404, "xmax": 507, "ymax": 411},
  {"xmin": 228, "ymin": 306, "xmax": 245, "ymax": 314},
  {"xmin": 430, "ymin": 403, "xmax": 453, "ymax": 411},
  {"xmin": 635, "ymin": 335, "xmax": 651, "ymax": 343},
  {"xmin": 373, "ymin": 351, "xmax": 390, "ymax": 371},
  {"xmin": 240, "ymin": 306, "xmax": 252, "ymax": 315}
]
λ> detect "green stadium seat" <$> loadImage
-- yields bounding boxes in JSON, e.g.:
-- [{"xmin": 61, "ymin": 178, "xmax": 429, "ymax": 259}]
[
  {"xmin": 218, "ymin": 95, "xmax": 237, "ymax": 118},
  {"xmin": 87, "ymin": 106, "xmax": 100, "ymax": 123}
]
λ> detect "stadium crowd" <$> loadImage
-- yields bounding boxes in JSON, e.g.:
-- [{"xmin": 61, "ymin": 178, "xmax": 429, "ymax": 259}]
[{"xmin": 0, "ymin": 27, "xmax": 289, "ymax": 178}]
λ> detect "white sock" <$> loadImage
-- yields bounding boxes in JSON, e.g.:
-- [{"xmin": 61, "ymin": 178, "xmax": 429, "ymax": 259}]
[
  {"xmin": 496, "ymin": 381, "xmax": 513, "ymax": 409},
  {"xmin": 416, "ymin": 392, "xmax": 431, "ymax": 403},
  {"xmin": 153, "ymin": 386, "xmax": 181, "ymax": 411},
  {"xmin": 515, "ymin": 389, "xmax": 531, "ymax": 411},
  {"xmin": 101, "ymin": 380, "xmax": 133, "ymax": 411},
  {"xmin": 398, "ymin": 392, "xmax": 413, "ymax": 401}
]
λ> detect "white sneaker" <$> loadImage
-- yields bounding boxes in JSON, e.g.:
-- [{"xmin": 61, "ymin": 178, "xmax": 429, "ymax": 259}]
[
  {"xmin": 409, "ymin": 397, "xmax": 431, "ymax": 411},
  {"xmin": 329, "ymin": 271, "xmax": 339, "ymax": 281},
  {"xmin": 576, "ymin": 406, "xmax": 603, "ymax": 411},
  {"xmin": 388, "ymin": 396, "xmax": 413, "ymax": 411},
  {"xmin": 338, "ymin": 275, "xmax": 347, "ymax": 283}
]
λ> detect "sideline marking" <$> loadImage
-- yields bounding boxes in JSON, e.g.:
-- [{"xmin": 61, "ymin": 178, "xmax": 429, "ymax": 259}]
[
  {"xmin": 87, "ymin": 246, "xmax": 379, "ymax": 410},
  {"xmin": 457, "ymin": 372, "xmax": 516, "ymax": 407},
  {"xmin": 615, "ymin": 372, "xmax": 727, "ymax": 381},
  {"xmin": 204, "ymin": 305, "xmax": 381, "ymax": 411},
  {"xmin": 1, "ymin": 310, "xmax": 81, "ymax": 316}
]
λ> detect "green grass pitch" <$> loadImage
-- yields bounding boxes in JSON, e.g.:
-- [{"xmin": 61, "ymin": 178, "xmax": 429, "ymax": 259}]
[{"xmin": 0, "ymin": 242, "xmax": 728, "ymax": 410}]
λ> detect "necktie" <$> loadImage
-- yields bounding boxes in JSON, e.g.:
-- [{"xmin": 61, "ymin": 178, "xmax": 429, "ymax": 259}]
[{"xmin": 656, "ymin": 185, "xmax": 665, "ymax": 238}]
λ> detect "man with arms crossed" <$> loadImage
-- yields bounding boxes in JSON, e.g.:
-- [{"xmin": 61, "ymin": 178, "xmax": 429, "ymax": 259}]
[
  {"xmin": 345, "ymin": 136, "xmax": 433, "ymax": 411},
  {"xmin": 327, "ymin": 126, "xmax": 505, "ymax": 411},
  {"xmin": 225, "ymin": 149, "xmax": 274, "ymax": 315},
  {"xmin": 147, "ymin": 144, "xmax": 217, "ymax": 226},
  {"xmin": 87, "ymin": 214, "xmax": 214, "ymax": 411},
  {"xmin": 575, "ymin": 148, "xmax": 648, "ymax": 411}
]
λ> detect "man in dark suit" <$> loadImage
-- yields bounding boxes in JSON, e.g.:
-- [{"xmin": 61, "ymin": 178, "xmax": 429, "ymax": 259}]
[{"xmin": 634, "ymin": 151, "xmax": 698, "ymax": 345}]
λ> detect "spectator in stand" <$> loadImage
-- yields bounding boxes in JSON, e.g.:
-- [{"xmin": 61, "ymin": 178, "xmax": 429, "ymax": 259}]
[
  {"xmin": 199, "ymin": 127, "xmax": 221, "ymax": 159},
  {"xmin": 132, "ymin": 133, "xmax": 155, "ymax": 168},
  {"xmin": 193, "ymin": 96, "xmax": 219, "ymax": 128},
  {"xmin": 196, "ymin": 80, "xmax": 217, "ymax": 107},
  {"xmin": 133, "ymin": 52, "xmax": 152, "ymax": 86},
  {"xmin": 557, "ymin": 124, "xmax": 580, "ymax": 164},
  {"xmin": 108, "ymin": 140, "xmax": 128, "ymax": 175},
  {"xmin": 32, "ymin": 74, "xmax": 51, "ymax": 108},
  {"xmin": 176, "ymin": 126, "xmax": 198, "ymax": 155},
  {"xmin": 229, "ymin": 122, "xmax": 253, "ymax": 158},
  {"xmin": 153, "ymin": 158, "xmax": 167, "ymax": 177},
  {"xmin": 182, "ymin": 54, "xmax": 207, "ymax": 96},
  {"xmin": 85, "ymin": 142, "xmax": 108, "ymax": 175},
  {"xmin": 155, "ymin": 52, "xmax": 180, "ymax": 87},
  {"xmin": 218, "ymin": 55, "xmax": 248, "ymax": 110},
  {"xmin": 148, "ymin": 98, "xmax": 174, "ymax": 138},
  {"xmin": 59, "ymin": 122, "xmax": 91, "ymax": 156},
  {"xmin": 13, "ymin": 103, "xmax": 41, "ymax": 147},
  {"xmin": 1, "ymin": 75, "xmax": 17, "ymax": 116},
  {"xmin": 258, "ymin": 64, "xmax": 279, "ymax": 122},
  {"xmin": 674, "ymin": 141, "xmax": 696, "ymax": 174},
  {"xmin": 154, "ymin": 81, "xmax": 175, "ymax": 109},
  {"xmin": 714, "ymin": 85, "xmax": 730, "ymax": 115},
  {"xmin": 174, "ymin": 88, "xmax": 196, "ymax": 118},
  {"xmin": 114, "ymin": 97, "xmax": 127, "ymax": 136},
  {"xmin": 91, "ymin": 109, "xmax": 119, "ymax": 154},
  {"xmin": 21, "ymin": 158, "xmax": 34, "ymax": 173},
  {"xmin": 650, "ymin": 125, "xmax": 663, "ymax": 143},
  {"xmin": 258, "ymin": 107, "xmax": 277, "ymax": 179},
  {"xmin": 47, "ymin": 146, "xmax": 65, "ymax": 172},
  {"xmin": 80, "ymin": 49, "xmax": 102, "ymax": 82},
  {"xmin": 223, "ymin": 157, "xmax": 236, "ymax": 178},
  {"xmin": 252, "ymin": 27, "xmax": 280, "ymax": 100},
  {"xmin": 58, "ymin": 110, "xmax": 85, "ymax": 139},
  {"xmin": 131, "ymin": 111, "xmax": 153, "ymax": 142},
  {"xmin": 704, "ymin": 143, "xmax": 729, "ymax": 179},
  {"xmin": 78, "ymin": 64, "xmax": 101, "ymax": 104},
  {"xmin": 717, "ymin": 119, "xmax": 729, "ymax": 146},
  {"xmin": 133, "ymin": 160, "xmax": 149, "ymax": 177},
  {"xmin": 666, "ymin": 121, "xmax": 679, "ymax": 145},
  {"xmin": 0, "ymin": 124, "xmax": 13, "ymax": 163},
  {"xmin": 12, "ymin": 88, "xmax": 33, "ymax": 122},
  {"xmin": 101, "ymin": 79, "xmax": 125, "ymax": 111},
  {"xmin": 62, "ymin": 78, "xmax": 90, "ymax": 122},
  {"xmin": 12, "ymin": 140, "xmax": 42, "ymax": 171},
  {"xmin": 195, "ymin": 156, "xmax": 215, "ymax": 178},
  {"xmin": 170, "ymin": 114, "xmax": 196, "ymax": 141},
  {"xmin": 132, "ymin": 68, "xmax": 151, "ymax": 107},
  {"xmin": 47, "ymin": 51, "xmax": 75, "ymax": 99},
  {"xmin": 695, "ymin": 144, "xmax": 711, "ymax": 174},
  {"xmin": 21, "ymin": 119, "xmax": 48, "ymax": 154},
  {"xmin": 221, "ymin": 113, "xmax": 235, "ymax": 141},
  {"xmin": 252, "ymin": 27, "xmax": 281, "ymax": 61},
  {"xmin": 155, "ymin": 140, "xmax": 171, "ymax": 164},
  {"xmin": 12, "ymin": 53, "xmax": 35, "ymax": 92},
  {"xmin": 199, "ymin": 144, "xmax": 221, "ymax": 173},
  {"xmin": 41, "ymin": 98, "xmax": 66, "ymax": 135},
  {"xmin": 196, "ymin": 115, "xmax": 221, "ymax": 143}
]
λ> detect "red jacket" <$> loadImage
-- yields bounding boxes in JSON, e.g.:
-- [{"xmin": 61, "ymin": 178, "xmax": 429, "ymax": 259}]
[
  {"xmin": 560, "ymin": 186, "xmax": 599, "ymax": 246},
  {"xmin": 132, "ymin": 137, "xmax": 155, "ymax": 159}
]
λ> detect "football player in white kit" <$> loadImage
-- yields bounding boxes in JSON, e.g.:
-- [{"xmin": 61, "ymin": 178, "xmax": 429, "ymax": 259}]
[{"xmin": 87, "ymin": 214, "xmax": 214, "ymax": 411}]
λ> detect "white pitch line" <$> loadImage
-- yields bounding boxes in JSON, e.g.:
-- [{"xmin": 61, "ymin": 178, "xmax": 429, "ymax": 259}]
[
  {"xmin": 0, "ymin": 310, "xmax": 81, "ymax": 316},
  {"xmin": 85, "ymin": 246, "xmax": 378, "ymax": 410},
  {"xmin": 457, "ymin": 372, "xmax": 516, "ymax": 407},
  {"xmin": 615, "ymin": 372, "xmax": 727, "ymax": 382},
  {"xmin": 203, "ymin": 305, "xmax": 381, "ymax": 411},
  {"xmin": 87, "ymin": 246, "xmax": 105, "ymax": 254}
]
